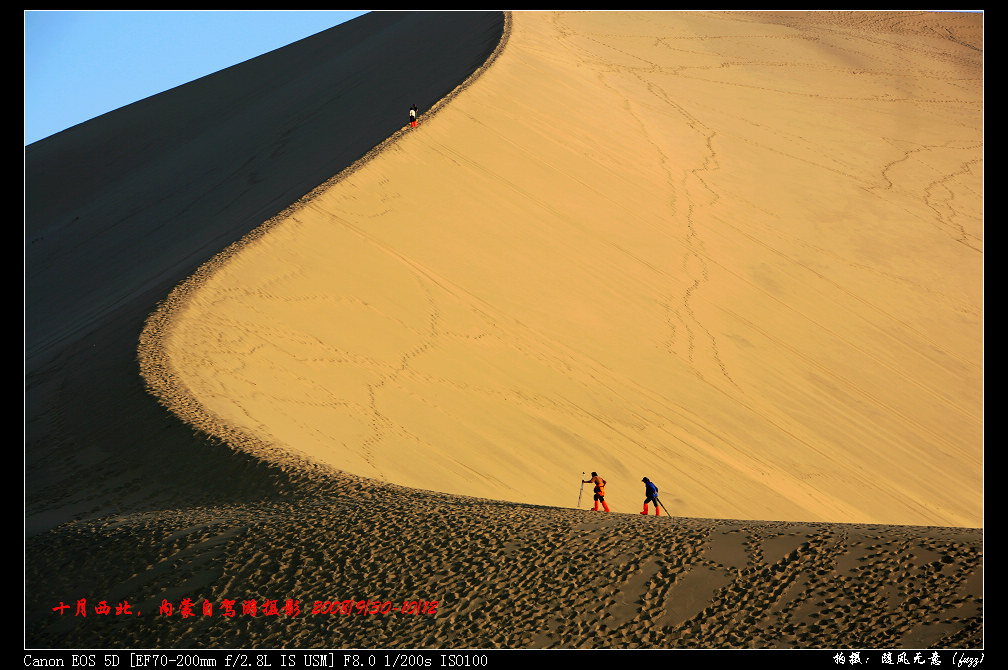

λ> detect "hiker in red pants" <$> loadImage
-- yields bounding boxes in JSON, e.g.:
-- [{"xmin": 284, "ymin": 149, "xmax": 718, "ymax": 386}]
[
  {"xmin": 583, "ymin": 472, "xmax": 610, "ymax": 512},
  {"xmin": 641, "ymin": 477, "xmax": 661, "ymax": 516}
]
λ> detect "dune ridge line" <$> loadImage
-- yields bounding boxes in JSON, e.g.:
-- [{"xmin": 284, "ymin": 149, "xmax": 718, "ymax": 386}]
[{"xmin": 137, "ymin": 13, "xmax": 514, "ymax": 481}]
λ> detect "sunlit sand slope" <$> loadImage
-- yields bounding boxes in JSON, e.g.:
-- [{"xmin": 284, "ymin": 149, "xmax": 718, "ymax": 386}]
[{"xmin": 151, "ymin": 11, "xmax": 982, "ymax": 526}]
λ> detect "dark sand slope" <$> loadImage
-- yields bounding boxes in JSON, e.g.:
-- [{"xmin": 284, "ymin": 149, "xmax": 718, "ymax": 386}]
[
  {"xmin": 25, "ymin": 11, "xmax": 981, "ymax": 649},
  {"xmin": 26, "ymin": 11, "xmax": 505, "ymax": 532},
  {"xmin": 25, "ymin": 496, "xmax": 984, "ymax": 648},
  {"xmin": 25, "ymin": 11, "xmax": 505, "ymax": 645}
]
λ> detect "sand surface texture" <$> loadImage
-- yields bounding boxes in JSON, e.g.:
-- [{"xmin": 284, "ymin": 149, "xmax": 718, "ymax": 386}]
[
  {"xmin": 152, "ymin": 12, "xmax": 981, "ymax": 527},
  {"xmin": 26, "ymin": 11, "xmax": 982, "ymax": 649}
]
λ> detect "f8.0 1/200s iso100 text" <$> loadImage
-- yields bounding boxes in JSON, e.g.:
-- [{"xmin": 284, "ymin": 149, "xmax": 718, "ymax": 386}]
[{"xmin": 340, "ymin": 654, "xmax": 488, "ymax": 668}]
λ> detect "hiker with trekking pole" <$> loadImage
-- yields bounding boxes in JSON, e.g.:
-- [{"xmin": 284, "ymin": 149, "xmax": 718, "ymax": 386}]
[
  {"xmin": 641, "ymin": 476, "xmax": 670, "ymax": 517},
  {"xmin": 582, "ymin": 471, "xmax": 610, "ymax": 512}
]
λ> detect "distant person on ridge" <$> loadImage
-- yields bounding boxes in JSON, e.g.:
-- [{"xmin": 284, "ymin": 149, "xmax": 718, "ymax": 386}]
[
  {"xmin": 583, "ymin": 472, "xmax": 609, "ymax": 512},
  {"xmin": 641, "ymin": 477, "xmax": 661, "ymax": 516},
  {"xmin": 409, "ymin": 104, "xmax": 418, "ymax": 127}
]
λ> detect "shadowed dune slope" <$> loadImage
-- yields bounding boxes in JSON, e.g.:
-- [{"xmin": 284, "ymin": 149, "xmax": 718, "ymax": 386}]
[{"xmin": 26, "ymin": 11, "xmax": 505, "ymax": 534}]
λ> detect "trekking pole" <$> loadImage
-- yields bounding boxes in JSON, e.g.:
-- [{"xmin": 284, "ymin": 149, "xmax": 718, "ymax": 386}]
[
  {"xmin": 577, "ymin": 472, "xmax": 585, "ymax": 508},
  {"xmin": 656, "ymin": 497, "xmax": 674, "ymax": 522}
]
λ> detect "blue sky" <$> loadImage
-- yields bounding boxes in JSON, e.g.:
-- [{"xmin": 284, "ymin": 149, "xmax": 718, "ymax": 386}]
[{"xmin": 24, "ymin": 10, "xmax": 369, "ymax": 146}]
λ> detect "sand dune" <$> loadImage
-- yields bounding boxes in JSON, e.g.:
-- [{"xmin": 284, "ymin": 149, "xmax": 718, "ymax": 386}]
[
  {"xmin": 146, "ymin": 12, "xmax": 981, "ymax": 526},
  {"xmin": 26, "ymin": 11, "xmax": 982, "ymax": 649}
]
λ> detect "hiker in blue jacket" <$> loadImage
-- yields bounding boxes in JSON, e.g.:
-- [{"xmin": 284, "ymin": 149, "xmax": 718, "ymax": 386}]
[{"xmin": 641, "ymin": 477, "xmax": 661, "ymax": 516}]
